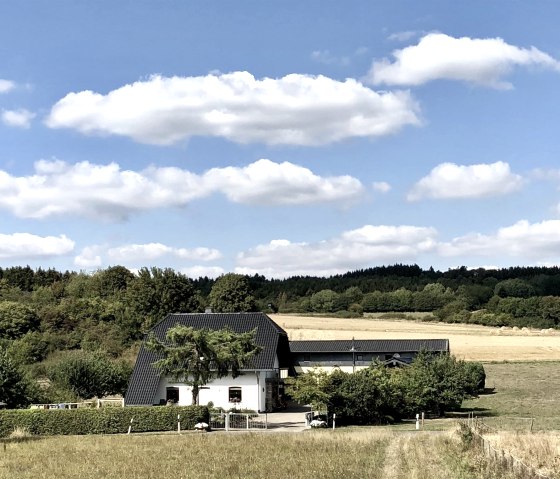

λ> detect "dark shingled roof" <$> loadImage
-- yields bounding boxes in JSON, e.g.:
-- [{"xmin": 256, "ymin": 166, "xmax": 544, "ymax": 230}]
[
  {"xmin": 289, "ymin": 339, "xmax": 449, "ymax": 354},
  {"xmin": 125, "ymin": 312, "xmax": 289, "ymax": 406}
]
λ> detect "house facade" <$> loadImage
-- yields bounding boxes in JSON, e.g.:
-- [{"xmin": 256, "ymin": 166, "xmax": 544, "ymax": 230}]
[
  {"xmin": 124, "ymin": 312, "xmax": 291, "ymax": 412},
  {"xmin": 125, "ymin": 313, "xmax": 449, "ymax": 412}
]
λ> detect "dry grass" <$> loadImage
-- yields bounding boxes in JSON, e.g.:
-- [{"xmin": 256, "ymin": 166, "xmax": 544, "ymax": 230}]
[
  {"xmin": 482, "ymin": 431, "xmax": 560, "ymax": 478},
  {"xmin": 0, "ymin": 429, "xmax": 502, "ymax": 479},
  {"xmin": 271, "ymin": 314, "xmax": 560, "ymax": 361}
]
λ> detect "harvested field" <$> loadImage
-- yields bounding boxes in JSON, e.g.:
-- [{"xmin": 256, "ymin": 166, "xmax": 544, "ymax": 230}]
[{"xmin": 271, "ymin": 314, "xmax": 560, "ymax": 362}]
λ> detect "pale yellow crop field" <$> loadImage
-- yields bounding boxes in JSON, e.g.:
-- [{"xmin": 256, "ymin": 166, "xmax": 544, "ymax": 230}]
[{"xmin": 271, "ymin": 314, "xmax": 560, "ymax": 362}]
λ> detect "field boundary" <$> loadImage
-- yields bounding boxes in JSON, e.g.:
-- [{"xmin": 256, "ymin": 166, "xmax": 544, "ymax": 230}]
[{"xmin": 463, "ymin": 419, "xmax": 551, "ymax": 479}]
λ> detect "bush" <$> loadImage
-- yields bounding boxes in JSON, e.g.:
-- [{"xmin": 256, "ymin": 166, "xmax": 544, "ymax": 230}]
[{"xmin": 0, "ymin": 405, "xmax": 209, "ymax": 438}]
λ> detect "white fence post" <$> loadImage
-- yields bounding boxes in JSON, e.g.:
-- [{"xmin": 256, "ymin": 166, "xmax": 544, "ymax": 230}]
[
  {"xmin": 127, "ymin": 418, "xmax": 134, "ymax": 435},
  {"xmin": 332, "ymin": 413, "xmax": 336, "ymax": 430},
  {"xmin": 225, "ymin": 412, "xmax": 230, "ymax": 432},
  {"xmin": 177, "ymin": 414, "xmax": 181, "ymax": 433},
  {"xmin": 246, "ymin": 414, "xmax": 249, "ymax": 430}
]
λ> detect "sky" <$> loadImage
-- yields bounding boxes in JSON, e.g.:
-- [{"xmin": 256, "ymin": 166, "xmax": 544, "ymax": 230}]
[{"xmin": 2, "ymin": 0, "xmax": 560, "ymax": 279}]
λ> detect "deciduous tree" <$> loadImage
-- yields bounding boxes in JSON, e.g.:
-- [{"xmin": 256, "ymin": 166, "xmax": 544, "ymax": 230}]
[{"xmin": 146, "ymin": 325, "xmax": 261, "ymax": 404}]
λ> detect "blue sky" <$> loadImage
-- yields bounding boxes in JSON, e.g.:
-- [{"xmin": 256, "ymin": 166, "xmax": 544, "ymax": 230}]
[{"xmin": 2, "ymin": 1, "xmax": 560, "ymax": 278}]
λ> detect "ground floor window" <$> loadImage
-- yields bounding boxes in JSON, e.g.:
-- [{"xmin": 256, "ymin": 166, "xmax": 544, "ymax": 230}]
[
  {"xmin": 229, "ymin": 386, "xmax": 242, "ymax": 403},
  {"xmin": 166, "ymin": 387, "xmax": 179, "ymax": 404}
]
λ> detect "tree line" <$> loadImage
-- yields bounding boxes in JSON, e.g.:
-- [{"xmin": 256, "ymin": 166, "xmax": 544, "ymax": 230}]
[{"xmin": 1, "ymin": 263, "xmax": 559, "ymax": 407}]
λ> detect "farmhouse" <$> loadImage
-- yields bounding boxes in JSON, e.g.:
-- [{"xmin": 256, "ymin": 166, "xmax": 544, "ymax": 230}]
[
  {"xmin": 125, "ymin": 312, "xmax": 449, "ymax": 412},
  {"xmin": 291, "ymin": 338, "xmax": 450, "ymax": 373}
]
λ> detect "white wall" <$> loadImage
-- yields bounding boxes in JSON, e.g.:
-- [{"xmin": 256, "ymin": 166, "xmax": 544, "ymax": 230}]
[{"xmin": 155, "ymin": 371, "xmax": 269, "ymax": 412}]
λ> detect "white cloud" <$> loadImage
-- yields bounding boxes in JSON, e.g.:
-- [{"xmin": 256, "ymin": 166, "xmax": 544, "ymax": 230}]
[
  {"xmin": 74, "ymin": 242, "xmax": 222, "ymax": 269},
  {"xmin": 372, "ymin": 181, "xmax": 391, "ymax": 193},
  {"xmin": 408, "ymin": 161, "xmax": 523, "ymax": 201},
  {"xmin": 0, "ymin": 159, "xmax": 364, "ymax": 220},
  {"xmin": 205, "ymin": 159, "xmax": 364, "ymax": 205},
  {"xmin": 438, "ymin": 220, "xmax": 560, "ymax": 260},
  {"xmin": 369, "ymin": 33, "xmax": 560, "ymax": 88},
  {"xmin": 180, "ymin": 265, "xmax": 225, "ymax": 279},
  {"xmin": 45, "ymin": 72, "xmax": 420, "ymax": 145},
  {"xmin": 236, "ymin": 225, "xmax": 437, "ymax": 278},
  {"xmin": 0, "ymin": 79, "xmax": 15, "ymax": 93},
  {"xmin": 74, "ymin": 246, "xmax": 103, "ymax": 268},
  {"xmin": 107, "ymin": 243, "xmax": 221, "ymax": 262},
  {"xmin": 2, "ymin": 109, "xmax": 36, "ymax": 128},
  {"xmin": 0, "ymin": 233, "xmax": 74, "ymax": 260}
]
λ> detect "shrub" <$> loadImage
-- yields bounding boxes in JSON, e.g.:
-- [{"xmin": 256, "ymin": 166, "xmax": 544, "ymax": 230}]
[{"xmin": 0, "ymin": 405, "xmax": 209, "ymax": 438}]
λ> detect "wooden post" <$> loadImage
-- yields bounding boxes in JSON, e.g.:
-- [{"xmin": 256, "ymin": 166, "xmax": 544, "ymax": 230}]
[
  {"xmin": 421, "ymin": 412, "xmax": 424, "ymax": 427},
  {"xmin": 127, "ymin": 418, "xmax": 134, "ymax": 435}
]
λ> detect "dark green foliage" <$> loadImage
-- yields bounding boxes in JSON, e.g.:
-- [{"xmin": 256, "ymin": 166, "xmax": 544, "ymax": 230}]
[
  {"xmin": 0, "ymin": 348, "xmax": 39, "ymax": 408},
  {"xmin": 208, "ymin": 273, "xmax": 256, "ymax": 312},
  {"xmin": 147, "ymin": 325, "xmax": 261, "ymax": 404},
  {"xmin": 125, "ymin": 267, "xmax": 200, "ymax": 333},
  {"xmin": 48, "ymin": 350, "xmax": 132, "ymax": 400},
  {"xmin": 286, "ymin": 355, "xmax": 486, "ymax": 424},
  {"xmin": 0, "ymin": 302, "xmax": 39, "ymax": 340},
  {"xmin": 328, "ymin": 365, "xmax": 402, "ymax": 424},
  {"xmin": 0, "ymin": 405, "xmax": 209, "ymax": 437}
]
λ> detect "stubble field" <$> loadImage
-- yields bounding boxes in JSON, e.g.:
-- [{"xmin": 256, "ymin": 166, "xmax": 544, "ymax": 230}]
[{"xmin": 271, "ymin": 314, "xmax": 560, "ymax": 362}]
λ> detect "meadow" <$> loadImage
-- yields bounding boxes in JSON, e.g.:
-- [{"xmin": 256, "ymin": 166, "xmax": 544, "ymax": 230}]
[
  {"xmin": 2, "ymin": 315, "xmax": 559, "ymax": 478},
  {"xmin": 0, "ymin": 428, "xmax": 513, "ymax": 479}
]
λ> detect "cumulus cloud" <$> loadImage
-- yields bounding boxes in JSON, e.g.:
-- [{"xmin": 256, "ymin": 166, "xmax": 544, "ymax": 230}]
[
  {"xmin": 45, "ymin": 72, "xmax": 420, "ymax": 145},
  {"xmin": 2, "ymin": 109, "xmax": 36, "ymax": 128},
  {"xmin": 204, "ymin": 159, "xmax": 364, "ymax": 205},
  {"xmin": 235, "ymin": 225, "xmax": 437, "ymax": 278},
  {"xmin": 180, "ymin": 265, "xmax": 225, "ymax": 279},
  {"xmin": 438, "ymin": 220, "xmax": 560, "ymax": 260},
  {"xmin": 408, "ymin": 161, "xmax": 523, "ymax": 201},
  {"xmin": 0, "ymin": 159, "xmax": 364, "ymax": 220},
  {"xmin": 107, "ymin": 243, "xmax": 221, "ymax": 262},
  {"xmin": 0, "ymin": 79, "xmax": 15, "ymax": 93},
  {"xmin": 74, "ymin": 242, "xmax": 222, "ymax": 269},
  {"xmin": 74, "ymin": 246, "xmax": 103, "ymax": 268},
  {"xmin": 369, "ymin": 33, "xmax": 560, "ymax": 88},
  {"xmin": 0, "ymin": 233, "xmax": 74, "ymax": 260}
]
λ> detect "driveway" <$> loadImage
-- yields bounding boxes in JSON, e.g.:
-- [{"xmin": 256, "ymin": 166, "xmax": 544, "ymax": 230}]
[{"xmin": 265, "ymin": 404, "xmax": 309, "ymax": 431}]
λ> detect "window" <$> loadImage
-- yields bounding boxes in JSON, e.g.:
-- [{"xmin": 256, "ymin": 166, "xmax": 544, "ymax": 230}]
[
  {"xmin": 229, "ymin": 387, "xmax": 242, "ymax": 403},
  {"xmin": 303, "ymin": 354, "xmax": 311, "ymax": 362},
  {"xmin": 356, "ymin": 354, "xmax": 363, "ymax": 362},
  {"xmin": 166, "ymin": 387, "xmax": 179, "ymax": 404}
]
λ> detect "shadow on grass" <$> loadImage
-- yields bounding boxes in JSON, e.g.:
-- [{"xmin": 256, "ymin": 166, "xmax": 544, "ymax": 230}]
[{"xmin": 446, "ymin": 407, "xmax": 496, "ymax": 418}]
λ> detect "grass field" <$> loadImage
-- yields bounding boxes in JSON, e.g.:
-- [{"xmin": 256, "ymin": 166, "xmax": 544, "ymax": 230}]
[
  {"xmin": 0, "ymin": 429, "xmax": 511, "ymax": 479},
  {"xmin": 271, "ymin": 314, "xmax": 560, "ymax": 361},
  {"xmin": 463, "ymin": 362, "xmax": 560, "ymax": 431}
]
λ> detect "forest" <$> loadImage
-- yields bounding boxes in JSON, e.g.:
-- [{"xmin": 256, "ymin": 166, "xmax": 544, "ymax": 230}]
[{"xmin": 1, "ymin": 263, "xmax": 559, "ymax": 406}]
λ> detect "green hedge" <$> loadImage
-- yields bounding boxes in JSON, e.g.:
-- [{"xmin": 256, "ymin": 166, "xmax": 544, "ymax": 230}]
[{"xmin": 0, "ymin": 405, "xmax": 209, "ymax": 438}]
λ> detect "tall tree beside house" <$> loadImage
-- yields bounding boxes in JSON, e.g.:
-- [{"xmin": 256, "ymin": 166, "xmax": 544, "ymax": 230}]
[
  {"xmin": 146, "ymin": 325, "xmax": 262, "ymax": 405},
  {"xmin": 208, "ymin": 273, "xmax": 256, "ymax": 313}
]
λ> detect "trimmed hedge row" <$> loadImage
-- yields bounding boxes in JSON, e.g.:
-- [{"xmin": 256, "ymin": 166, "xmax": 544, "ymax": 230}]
[{"xmin": 0, "ymin": 405, "xmax": 209, "ymax": 438}]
